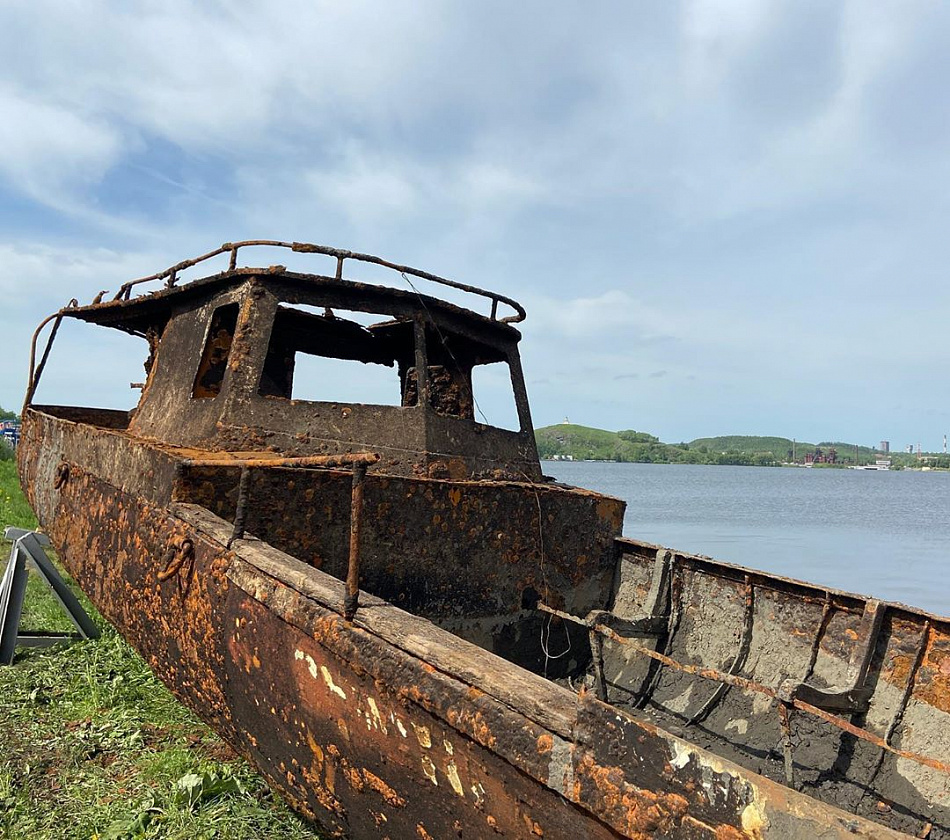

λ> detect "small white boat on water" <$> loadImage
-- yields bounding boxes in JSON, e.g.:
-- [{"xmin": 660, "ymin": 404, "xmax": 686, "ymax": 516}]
[{"xmin": 852, "ymin": 458, "xmax": 892, "ymax": 470}]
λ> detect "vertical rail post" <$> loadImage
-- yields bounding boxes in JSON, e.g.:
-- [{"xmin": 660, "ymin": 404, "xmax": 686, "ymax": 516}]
[
  {"xmin": 778, "ymin": 701, "xmax": 796, "ymax": 789},
  {"xmin": 412, "ymin": 316, "xmax": 430, "ymax": 409},
  {"xmin": 345, "ymin": 462, "xmax": 367, "ymax": 621},
  {"xmin": 228, "ymin": 466, "xmax": 252, "ymax": 548},
  {"xmin": 0, "ymin": 540, "xmax": 29, "ymax": 665},
  {"xmin": 589, "ymin": 627, "xmax": 608, "ymax": 701}
]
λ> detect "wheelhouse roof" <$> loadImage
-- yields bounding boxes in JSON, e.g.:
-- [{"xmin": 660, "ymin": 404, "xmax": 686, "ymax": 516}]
[
  {"xmin": 63, "ymin": 269, "xmax": 524, "ymax": 343},
  {"xmin": 56, "ymin": 240, "xmax": 526, "ymax": 344}
]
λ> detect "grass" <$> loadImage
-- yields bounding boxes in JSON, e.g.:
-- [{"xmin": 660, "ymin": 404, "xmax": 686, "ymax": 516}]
[{"xmin": 0, "ymin": 460, "xmax": 323, "ymax": 839}]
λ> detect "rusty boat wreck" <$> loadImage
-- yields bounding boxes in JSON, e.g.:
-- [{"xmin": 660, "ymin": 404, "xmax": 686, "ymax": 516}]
[{"xmin": 17, "ymin": 241, "xmax": 950, "ymax": 839}]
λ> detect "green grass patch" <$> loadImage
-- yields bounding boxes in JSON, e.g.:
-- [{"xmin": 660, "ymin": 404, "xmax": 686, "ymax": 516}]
[{"xmin": 1, "ymin": 460, "xmax": 322, "ymax": 839}]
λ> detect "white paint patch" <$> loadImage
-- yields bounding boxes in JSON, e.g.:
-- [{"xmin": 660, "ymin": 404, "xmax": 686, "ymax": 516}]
[
  {"xmin": 367, "ymin": 697, "xmax": 387, "ymax": 734},
  {"xmin": 725, "ymin": 718, "xmax": 749, "ymax": 735},
  {"xmin": 752, "ymin": 690, "xmax": 774, "ymax": 716},
  {"xmin": 699, "ymin": 764, "xmax": 731, "ymax": 809},
  {"xmin": 294, "ymin": 648, "xmax": 319, "ymax": 680},
  {"xmin": 421, "ymin": 755, "xmax": 438, "ymax": 785},
  {"xmin": 320, "ymin": 665, "xmax": 346, "ymax": 699},
  {"xmin": 663, "ymin": 682, "xmax": 694, "ymax": 714},
  {"xmin": 445, "ymin": 761, "xmax": 465, "ymax": 797},
  {"xmin": 443, "ymin": 739, "xmax": 454, "ymax": 755},
  {"xmin": 470, "ymin": 782, "xmax": 486, "ymax": 804},
  {"xmin": 396, "ymin": 719, "xmax": 408, "ymax": 738},
  {"xmin": 670, "ymin": 741, "xmax": 694, "ymax": 770},
  {"xmin": 412, "ymin": 723, "xmax": 432, "ymax": 748},
  {"xmin": 548, "ymin": 737, "xmax": 574, "ymax": 797}
]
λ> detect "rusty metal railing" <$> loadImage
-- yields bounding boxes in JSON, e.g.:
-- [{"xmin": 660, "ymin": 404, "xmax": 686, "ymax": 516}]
[
  {"xmin": 178, "ymin": 452, "xmax": 379, "ymax": 621},
  {"xmin": 108, "ymin": 240, "xmax": 526, "ymax": 323},
  {"xmin": 23, "ymin": 240, "xmax": 525, "ymax": 411}
]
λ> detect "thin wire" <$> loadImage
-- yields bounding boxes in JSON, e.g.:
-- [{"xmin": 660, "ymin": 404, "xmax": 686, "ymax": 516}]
[
  {"xmin": 527, "ymin": 472, "xmax": 571, "ymax": 676},
  {"xmin": 400, "ymin": 271, "xmax": 569, "ymax": 672}
]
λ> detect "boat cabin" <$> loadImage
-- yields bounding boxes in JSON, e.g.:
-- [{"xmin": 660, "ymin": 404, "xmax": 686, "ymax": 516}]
[{"xmin": 59, "ymin": 258, "xmax": 541, "ymax": 481}]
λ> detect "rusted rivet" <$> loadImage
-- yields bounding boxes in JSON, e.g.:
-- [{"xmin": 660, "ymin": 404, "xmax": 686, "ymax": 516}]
[{"xmin": 158, "ymin": 538, "xmax": 195, "ymax": 583}]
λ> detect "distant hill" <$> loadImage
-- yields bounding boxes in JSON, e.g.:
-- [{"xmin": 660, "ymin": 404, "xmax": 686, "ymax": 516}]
[
  {"xmin": 535, "ymin": 425, "xmax": 780, "ymax": 466},
  {"xmin": 535, "ymin": 425, "xmax": 900, "ymax": 467},
  {"xmin": 688, "ymin": 436, "xmax": 814, "ymax": 459}
]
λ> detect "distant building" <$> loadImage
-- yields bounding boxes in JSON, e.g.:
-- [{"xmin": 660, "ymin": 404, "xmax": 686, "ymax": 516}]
[
  {"xmin": 804, "ymin": 447, "xmax": 836, "ymax": 465},
  {"xmin": 0, "ymin": 419, "xmax": 20, "ymax": 449},
  {"xmin": 879, "ymin": 440, "xmax": 890, "ymax": 453}
]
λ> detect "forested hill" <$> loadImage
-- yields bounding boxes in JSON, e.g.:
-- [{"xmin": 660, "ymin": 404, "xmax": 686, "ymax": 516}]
[
  {"xmin": 535, "ymin": 425, "xmax": 894, "ymax": 466},
  {"xmin": 691, "ymin": 436, "xmax": 883, "ymax": 461},
  {"xmin": 535, "ymin": 424, "xmax": 780, "ymax": 465},
  {"xmin": 688, "ymin": 435, "xmax": 813, "ymax": 456}
]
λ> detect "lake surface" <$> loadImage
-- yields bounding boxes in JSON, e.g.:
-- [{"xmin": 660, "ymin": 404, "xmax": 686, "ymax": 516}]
[{"xmin": 545, "ymin": 461, "xmax": 950, "ymax": 617}]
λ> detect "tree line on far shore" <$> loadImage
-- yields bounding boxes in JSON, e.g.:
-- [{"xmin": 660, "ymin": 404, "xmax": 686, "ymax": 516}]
[{"xmin": 535, "ymin": 424, "xmax": 922, "ymax": 468}]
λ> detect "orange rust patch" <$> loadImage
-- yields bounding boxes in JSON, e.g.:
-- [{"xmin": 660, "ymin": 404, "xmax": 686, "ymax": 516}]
[
  {"xmin": 573, "ymin": 751, "xmax": 690, "ymax": 840},
  {"xmin": 536, "ymin": 733, "xmax": 554, "ymax": 755},
  {"xmin": 522, "ymin": 813, "xmax": 545, "ymax": 835},
  {"xmin": 340, "ymin": 764, "xmax": 364, "ymax": 793},
  {"xmin": 715, "ymin": 826, "xmax": 748, "ymax": 840},
  {"xmin": 363, "ymin": 769, "xmax": 407, "ymax": 808}
]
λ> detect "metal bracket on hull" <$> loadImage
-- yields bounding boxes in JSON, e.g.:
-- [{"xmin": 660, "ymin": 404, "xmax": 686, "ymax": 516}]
[
  {"xmin": 778, "ymin": 598, "xmax": 884, "ymax": 714},
  {"xmin": 0, "ymin": 527, "xmax": 99, "ymax": 665}
]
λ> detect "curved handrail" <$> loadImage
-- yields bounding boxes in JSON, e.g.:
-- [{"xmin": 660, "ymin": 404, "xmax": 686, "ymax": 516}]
[{"xmin": 110, "ymin": 240, "xmax": 526, "ymax": 324}]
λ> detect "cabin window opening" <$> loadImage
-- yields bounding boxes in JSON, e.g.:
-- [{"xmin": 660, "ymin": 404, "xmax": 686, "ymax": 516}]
[
  {"xmin": 258, "ymin": 305, "xmax": 409, "ymax": 406},
  {"xmin": 288, "ymin": 353, "xmax": 402, "ymax": 405},
  {"xmin": 471, "ymin": 361, "xmax": 521, "ymax": 431},
  {"xmin": 192, "ymin": 303, "xmax": 239, "ymax": 399},
  {"xmin": 28, "ymin": 318, "xmax": 152, "ymax": 416}
]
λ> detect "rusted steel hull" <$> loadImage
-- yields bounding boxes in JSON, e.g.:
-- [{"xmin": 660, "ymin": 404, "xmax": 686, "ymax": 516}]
[{"xmin": 17, "ymin": 407, "xmax": 928, "ymax": 838}]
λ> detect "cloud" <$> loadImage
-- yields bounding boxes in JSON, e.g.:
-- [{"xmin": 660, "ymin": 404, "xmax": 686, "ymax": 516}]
[
  {"xmin": 0, "ymin": 86, "xmax": 123, "ymax": 201},
  {"xmin": 1, "ymin": 1, "xmax": 950, "ymax": 444},
  {"xmin": 304, "ymin": 146, "xmax": 545, "ymax": 229},
  {"xmin": 524, "ymin": 290, "xmax": 687, "ymax": 343},
  {"xmin": 0, "ymin": 242, "xmax": 170, "ymax": 409}
]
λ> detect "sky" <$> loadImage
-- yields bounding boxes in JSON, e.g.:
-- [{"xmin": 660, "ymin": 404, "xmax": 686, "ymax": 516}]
[{"xmin": 2, "ymin": 0, "xmax": 950, "ymax": 449}]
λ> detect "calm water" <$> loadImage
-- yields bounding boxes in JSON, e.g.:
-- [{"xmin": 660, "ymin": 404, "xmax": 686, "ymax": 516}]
[{"xmin": 545, "ymin": 462, "xmax": 950, "ymax": 617}]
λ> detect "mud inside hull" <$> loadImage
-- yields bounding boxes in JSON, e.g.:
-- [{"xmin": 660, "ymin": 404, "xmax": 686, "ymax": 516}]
[{"xmin": 599, "ymin": 542, "xmax": 950, "ymax": 837}]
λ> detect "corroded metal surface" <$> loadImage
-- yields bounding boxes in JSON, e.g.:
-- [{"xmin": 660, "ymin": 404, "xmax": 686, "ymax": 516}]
[
  {"xmin": 17, "ymin": 409, "xmax": 919, "ymax": 838},
  {"xmin": 176, "ymin": 461, "xmax": 622, "ymax": 675}
]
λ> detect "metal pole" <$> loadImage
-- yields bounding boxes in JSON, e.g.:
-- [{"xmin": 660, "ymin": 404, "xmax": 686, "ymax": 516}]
[
  {"xmin": 345, "ymin": 462, "xmax": 367, "ymax": 621},
  {"xmin": 0, "ymin": 541, "xmax": 28, "ymax": 665}
]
